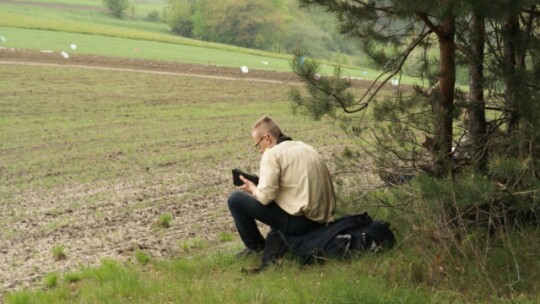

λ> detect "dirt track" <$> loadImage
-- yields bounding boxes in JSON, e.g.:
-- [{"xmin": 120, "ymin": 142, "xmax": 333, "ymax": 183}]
[{"xmin": 0, "ymin": 48, "xmax": 305, "ymax": 84}]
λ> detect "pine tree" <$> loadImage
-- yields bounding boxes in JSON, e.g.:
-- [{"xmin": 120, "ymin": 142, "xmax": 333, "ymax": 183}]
[{"xmin": 291, "ymin": 0, "xmax": 540, "ymax": 176}]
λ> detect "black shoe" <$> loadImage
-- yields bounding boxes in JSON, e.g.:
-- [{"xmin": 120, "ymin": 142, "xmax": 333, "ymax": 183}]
[{"xmin": 235, "ymin": 247, "xmax": 262, "ymax": 258}]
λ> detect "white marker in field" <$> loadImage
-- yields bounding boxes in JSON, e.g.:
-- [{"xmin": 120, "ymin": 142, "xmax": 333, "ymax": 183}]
[
  {"xmin": 240, "ymin": 66, "xmax": 249, "ymax": 74},
  {"xmin": 70, "ymin": 43, "xmax": 77, "ymax": 50},
  {"xmin": 0, "ymin": 36, "xmax": 6, "ymax": 43},
  {"xmin": 391, "ymin": 79, "xmax": 399, "ymax": 87},
  {"xmin": 61, "ymin": 51, "xmax": 70, "ymax": 59}
]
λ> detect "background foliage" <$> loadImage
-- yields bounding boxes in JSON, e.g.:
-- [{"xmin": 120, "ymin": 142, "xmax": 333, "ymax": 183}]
[
  {"xmin": 289, "ymin": 0, "xmax": 540, "ymax": 299},
  {"xmin": 103, "ymin": 0, "xmax": 131, "ymax": 18},
  {"xmin": 165, "ymin": 0, "xmax": 372, "ymax": 67}
]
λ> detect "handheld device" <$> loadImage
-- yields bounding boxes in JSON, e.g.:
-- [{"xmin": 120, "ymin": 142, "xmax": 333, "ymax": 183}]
[{"xmin": 232, "ymin": 168, "xmax": 259, "ymax": 186}]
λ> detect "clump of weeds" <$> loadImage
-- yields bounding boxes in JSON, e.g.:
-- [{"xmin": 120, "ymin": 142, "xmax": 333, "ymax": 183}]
[{"xmin": 52, "ymin": 245, "xmax": 67, "ymax": 261}]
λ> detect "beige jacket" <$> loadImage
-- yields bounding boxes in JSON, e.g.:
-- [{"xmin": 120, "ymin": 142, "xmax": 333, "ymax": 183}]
[{"xmin": 254, "ymin": 140, "xmax": 336, "ymax": 223}]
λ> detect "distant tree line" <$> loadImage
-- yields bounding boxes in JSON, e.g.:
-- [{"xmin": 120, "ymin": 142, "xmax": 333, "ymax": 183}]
[
  {"xmin": 101, "ymin": 0, "xmax": 374, "ymax": 66},
  {"xmin": 166, "ymin": 0, "xmax": 286, "ymax": 50},
  {"xmin": 165, "ymin": 0, "xmax": 367, "ymax": 65}
]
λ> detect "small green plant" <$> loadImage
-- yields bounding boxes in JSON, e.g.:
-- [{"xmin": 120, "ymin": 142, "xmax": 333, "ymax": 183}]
[
  {"xmin": 218, "ymin": 231, "xmax": 234, "ymax": 242},
  {"xmin": 43, "ymin": 272, "xmax": 59, "ymax": 289},
  {"xmin": 157, "ymin": 213, "xmax": 172, "ymax": 228},
  {"xmin": 134, "ymin": 249, "xmax": 151, "ymax": 265},
  {"xmin": 52, "ymin": 245, "xmax": 66, "ymax": 261},
  {"xmin": 64, "ymin": 272, "xmax": 82, "ymax": 283},
  {"xmin": 178, "ymin": 238, "xmax": 207, "ymax": 252}
]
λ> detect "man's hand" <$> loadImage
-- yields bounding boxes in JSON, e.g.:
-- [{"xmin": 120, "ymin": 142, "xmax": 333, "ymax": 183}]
[{"xmin": 238, "ymin": 175, "xmax": 257, "ymax": 195}]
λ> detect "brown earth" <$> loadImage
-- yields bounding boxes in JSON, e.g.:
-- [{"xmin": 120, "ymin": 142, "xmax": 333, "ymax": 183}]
[{"xmin": 0, "ymin": 47, "xmax": 382, "ymax": 298}]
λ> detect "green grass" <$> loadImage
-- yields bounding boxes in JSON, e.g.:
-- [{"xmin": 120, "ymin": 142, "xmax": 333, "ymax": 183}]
[
  {"xmin": 15, "ymin": 0, "xmax": 166, "ymax": 16},
  {"xmin": 42, "ymin": 273, "xmax": 60, "ymax": 289},
  {"xmin": 13, "ymin": 0, "xmax": 101, "ymax": 6},
  {"xmin": 6, "ymin": 254, "xmax": 462, "ymax": 304},
  {"xmin": 134, "ymin": 250, "xmax": 151, "ymax": 265},
  {"xmin": 0, "ymin": 26, "xmax": 294, "ymax": 71},
  {"xmin": 156, "ymin": 213, "xmax": 172, "ymax": 228},
  {"xmin": 0, "ymin": 2, "xmax": 168, "ymax": 33},
  {"xmin": 51, "ymin": 245, "xmax": 67, "ymax": 261},
  {"xmin": 0, "ymin": 1, "xmax": 407, "ymax": 80}
]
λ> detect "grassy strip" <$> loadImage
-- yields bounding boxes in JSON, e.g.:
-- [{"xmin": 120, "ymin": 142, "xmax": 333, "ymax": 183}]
[
  {"xmin": 0, "ymin": 26, "xmax": 297, "ymax": 72},
  {"xmin": 4, "ymin": 0, "xmax": 165, "ymax": 15},
  {"xmin": 7, "ymin": 0, "xmax": 101, "ymax": 6},
  {"xmin": 6, "ymin": 249, "xmax": 460, "ymax": 304}
]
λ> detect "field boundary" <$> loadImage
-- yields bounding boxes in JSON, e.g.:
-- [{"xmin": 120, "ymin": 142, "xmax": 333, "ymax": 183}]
[
  {"xmin": 0, "ymin": 60, "xmax": 299, "ymax": 85},
  {"xmin": 0, "ymin": 49, "xmax": 384, "ymax": 90}
]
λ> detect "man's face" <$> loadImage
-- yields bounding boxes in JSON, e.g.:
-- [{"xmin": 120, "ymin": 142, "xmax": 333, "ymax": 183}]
[{"xmin": 252, "ymin": 130, "xmax": 270, "ymax": 153}]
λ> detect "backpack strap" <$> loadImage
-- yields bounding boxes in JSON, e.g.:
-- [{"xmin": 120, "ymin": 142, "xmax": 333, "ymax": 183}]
[
  {"xmin": 315, "ymin": 213, "xmax": 372, "ymax": 250},
  {"xmin": 261, "ymin": 228, "xmax": 288, "ymax": 266}
]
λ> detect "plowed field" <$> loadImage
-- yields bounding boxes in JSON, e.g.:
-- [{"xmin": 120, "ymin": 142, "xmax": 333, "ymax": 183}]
[{"xmin": 1, "ymin": 47, "xmax": 375, "ymax": 295}]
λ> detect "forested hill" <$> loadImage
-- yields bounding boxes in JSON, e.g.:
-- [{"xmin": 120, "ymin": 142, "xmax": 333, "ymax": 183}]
[{"xmin": 116, "ymin": 0, "xmax": 371, "ymax": 68}]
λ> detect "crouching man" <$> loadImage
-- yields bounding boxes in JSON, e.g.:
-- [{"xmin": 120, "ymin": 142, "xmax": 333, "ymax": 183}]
[{"xmin": 228, "ymin": 115, "xmax": 336, "ymax": 256}]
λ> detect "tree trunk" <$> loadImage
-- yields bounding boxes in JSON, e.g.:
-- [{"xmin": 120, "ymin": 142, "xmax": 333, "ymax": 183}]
[
  {"xmin": 503, "ymin": 15, "xmax": 520, "ymax": 134},
  {"xmin": 434, "ymin": 15, "xmax": 456, "ymax": 176},
  {"xmin": 466, "ymin": 14, "xmax": 488, "ymax": 171}
]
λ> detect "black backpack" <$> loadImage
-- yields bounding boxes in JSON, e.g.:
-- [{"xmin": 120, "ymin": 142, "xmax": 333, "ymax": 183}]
[{"xmin": 251, "ymin": 212, "xmax": 396, "ymax": 271}]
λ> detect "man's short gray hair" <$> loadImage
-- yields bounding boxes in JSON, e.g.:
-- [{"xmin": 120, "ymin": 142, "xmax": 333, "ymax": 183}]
[{"xmin": 252, "ymin": 115, "xmax": 282, "ymax": 138}]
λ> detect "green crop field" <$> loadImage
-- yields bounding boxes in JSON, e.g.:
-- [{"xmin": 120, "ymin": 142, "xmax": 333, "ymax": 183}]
[{"xmin": 0, "ymin": 63, "xmax": 348, "ymax": 191}]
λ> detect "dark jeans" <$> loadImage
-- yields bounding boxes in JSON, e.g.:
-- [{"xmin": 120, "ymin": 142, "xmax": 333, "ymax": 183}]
[{"xmin": 227, "ymin": 191, "xmax": 322, "ymax": 250}]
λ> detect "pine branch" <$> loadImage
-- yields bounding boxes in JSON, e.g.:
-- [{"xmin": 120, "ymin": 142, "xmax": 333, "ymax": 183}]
[
  {"xmin": 417, "ymin": 12, "xmax": 444, "ymax": 37},
  {"xmin": 355, "ymin": 27, "xmax": 434, "ymax": 107}
]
